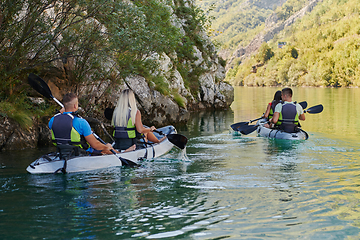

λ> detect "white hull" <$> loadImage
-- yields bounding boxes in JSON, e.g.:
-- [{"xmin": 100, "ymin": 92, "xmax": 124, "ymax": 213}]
[
  {"xmin": 256, "ymin": 119, "xmax": 308, "ymax": 140},
  {"xmin": 27, "ymin": 126, "xmax": 177, "ymax": 174}
]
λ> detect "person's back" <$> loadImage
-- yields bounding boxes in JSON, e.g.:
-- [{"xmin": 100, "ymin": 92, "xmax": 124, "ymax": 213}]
[
  {"xmin": 270, "ymin": 88, "xmax": 305, "ymax": 133},
  {"xmin": 49, "ymin": 93, "xmax": 113, "ymax": 154},
  {"xmin": 276, "ymin": 102, "xmax": 299, "ymax": 132},
  {"xmin": 50, "ymin": 112, "xmax": 90, "ymax": 150},
  {"xmin": 112, "ymin": 89, "xmax": 166, "ymax": 151},
  {"xmin": 112, "ymin": 108, "xmax": 139, "ymax": 151},
  {"xmin": 112, "ymin": 89, "xmax": 140, "ymax": 151}
]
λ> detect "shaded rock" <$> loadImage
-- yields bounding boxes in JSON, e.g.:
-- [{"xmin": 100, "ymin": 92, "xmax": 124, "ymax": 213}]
[{"xmin": 0, "ymin": 117, "xmax": 39, "ymax": 151}]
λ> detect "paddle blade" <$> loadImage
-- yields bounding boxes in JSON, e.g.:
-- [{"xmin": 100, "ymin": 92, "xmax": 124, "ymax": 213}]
[
  {"xmin": 230, "ymin": 117, "xmax": 263, "ymax": 131},
  {"xmin": 167, "ymin": 134, "xmax": 188, "ymax": 149},
  {"xmin": 240, "ymin": 125, "xmax": 258, "ymax": 135},
  {"xmin": 104, "ymin": 108, "xmax": 114, "ymax": 120},
  {"xmin": 119, "ymin": 156, "xmax": 139, "ymax": 168},
  {"xmin": 28, "ymin": 73, "xmax": 53, "ymax": 99},
  {"xmin": 230, "ymin": 121, "xmax": 249, "ymax": 131},
  {"xmin": 305, "ymin": 104, "xmax": 323, "ymax": 114},
  {"xmin": 110, "ymin": 148, "xmax": 139, "ymax": 168},
  {"xmin": 299, "ymin": 101, "xmax": 307, "ymax": 110}
]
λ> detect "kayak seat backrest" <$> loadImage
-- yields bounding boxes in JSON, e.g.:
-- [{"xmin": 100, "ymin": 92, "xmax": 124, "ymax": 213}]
[
  {"xmin": 281, "ymin": 125, "xmax": 301, "ymax": 133},
  {"xmin": 57, "ymin": 145, "xmax": 81, "ymax": 160},
  {"xmin": 272, "ymin": 125, "xmax": 301, "ymax": 133}
]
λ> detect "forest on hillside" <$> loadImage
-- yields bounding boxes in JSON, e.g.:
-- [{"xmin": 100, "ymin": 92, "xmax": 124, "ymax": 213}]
[
  {"xmin": 198, "ymin": 0, "xmax": 360, "ymax": 87},
  {"xmin": 197, "ymin": 0, "xmax": 307, "ymax": 52},
  {"xmin": 227, "ymin": 0, "xmax": 360, "ymax": 87}
]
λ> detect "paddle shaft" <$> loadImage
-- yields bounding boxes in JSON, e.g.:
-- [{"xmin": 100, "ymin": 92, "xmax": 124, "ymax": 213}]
[
  {"xmin": 54, "ymin": 98, "xmax": 64, "ymax": 108},
  {"xmin": 94, "ymin": 133, "xmax": 137, "ymax": 167}
]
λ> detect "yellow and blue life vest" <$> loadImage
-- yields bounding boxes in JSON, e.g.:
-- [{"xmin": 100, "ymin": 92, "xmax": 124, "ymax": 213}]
[
  {"xmin": 276, "ymin": 103, "xmax": 300, "ymax": 133},
  {"xmin": 50, "ymin": 113, "xmax": 90, "ymax": 149},
  {"xmin": 113, "ymin": 110, "xmax": 137, "ymax": 139}
]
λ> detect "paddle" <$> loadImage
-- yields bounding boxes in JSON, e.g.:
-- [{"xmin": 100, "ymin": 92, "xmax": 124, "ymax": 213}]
[
  {"xmin": 28, "ymin": 73, "xmax": 64, "ymax": 108},
  {"xmin": 153, "ymin": 129, "xmax": 188, "ymax": 150},
  {"xmin": 230, "ymin": 117, "xmax": 262, "ymax": 131},
  {"xmin": 299, "ymin": 101, "xmax": 307, "ymax": 109},
  {"xmin": 239, "ymin": 124, "xmax": 258, "ymax": 135},
  {"xmin": 93, "ymin": 133, "xmax": 138, "ymax": 167},
  {"xmin": 104, "ymin": 107, "xmax": 114, "ymax": 121},
  {"xmin": 104, "ymin": 107, "xmax": 188, "ymax": 150},
  {"xmin": 231, "ymin": 101, "xmax": 307, "ymax": 131},
  {"xmin": 304, "ymin": 104, "xmax": 323, "ymax": 114},
  {"xmin": 28, "ymin": 73, "xmax": 137, "ymax": 168}
]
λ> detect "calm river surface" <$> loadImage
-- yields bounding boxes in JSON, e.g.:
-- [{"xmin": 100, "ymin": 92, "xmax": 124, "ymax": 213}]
[{"xmin": 1, "ymin": 86, "xmax": 360, "ymax": 239}]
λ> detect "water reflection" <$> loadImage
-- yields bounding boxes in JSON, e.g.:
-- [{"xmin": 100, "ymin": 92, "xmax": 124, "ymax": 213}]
[
  {"xmin": 263, "ymin": 138, "xmax": 304, "ymax": 155},
  {"xmin": 176, "ymin": 109, "xmax": 234, "ymax": 138},
  {"xmin": 261, "ymin": 139, "xmax": 305, "ymax": 204}
]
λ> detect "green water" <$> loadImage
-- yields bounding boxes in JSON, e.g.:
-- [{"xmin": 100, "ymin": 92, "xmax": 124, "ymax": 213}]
[{"xmin": 1, "ymin": 86, "xmax": 360, "ymax": 239}]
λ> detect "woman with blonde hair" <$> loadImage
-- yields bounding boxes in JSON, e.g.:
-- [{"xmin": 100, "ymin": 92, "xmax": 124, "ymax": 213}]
[{"xmin": 112, "ymin": 89, "xmax": 166, "ymax": 151}]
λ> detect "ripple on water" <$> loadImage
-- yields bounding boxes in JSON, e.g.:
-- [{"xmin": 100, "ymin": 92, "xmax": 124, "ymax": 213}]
[{"xmin": 146, "ymin": 230, "xmax": 184, "ymax": 239}]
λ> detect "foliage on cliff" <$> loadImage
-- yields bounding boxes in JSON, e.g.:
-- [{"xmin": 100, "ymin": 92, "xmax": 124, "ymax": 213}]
[
  {"xmin": 228, "ymin": 0, "xmax": 360, "ymax": 87},
  {"xmin": 0, "ymin": 0, "xmax": 215, "ymax": 125},
  {"xmin": 196, "ymin": 0, "xmax": 301, "ymax": 50}
]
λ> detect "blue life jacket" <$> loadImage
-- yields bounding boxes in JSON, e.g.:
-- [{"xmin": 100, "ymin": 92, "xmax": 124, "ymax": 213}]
[
  {"xmin": 50, "ymin": 113, "xmax": 90, "ymax": 149},
  {"xmin": 276, "ymin": 103, "xmax": 300, "ymax": 133}
]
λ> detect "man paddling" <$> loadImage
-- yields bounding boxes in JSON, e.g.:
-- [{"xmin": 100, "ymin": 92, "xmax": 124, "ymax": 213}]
[
  {"xmin": 49, "ymin": 93, "xmax": 115, "ymax": 154},
  {"xmin": 269, "ymin": 87, "xmax": 305, "ymax": 133}
]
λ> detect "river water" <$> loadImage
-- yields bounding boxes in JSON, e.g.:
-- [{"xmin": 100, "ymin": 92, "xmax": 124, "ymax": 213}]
[{"xmin": 1, "ymin": 86, "xmax": 360, "ymax": 239}]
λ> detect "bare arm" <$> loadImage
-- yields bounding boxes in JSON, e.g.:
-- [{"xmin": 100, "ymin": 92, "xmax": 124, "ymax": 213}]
[
  {"xmin": 84, "ymin": 134, "xmax": 112, "ymax": 151},
  {"xmin": 271, "ymin": 112, "xmax": 280, "ymax": 124},
  {"xmin": 135, "ymin": 110, "xmax": 156, "ymax": 134},
  {"xmin": 263, "ymin": 104, "xmax": 271, "ymax": 118}
]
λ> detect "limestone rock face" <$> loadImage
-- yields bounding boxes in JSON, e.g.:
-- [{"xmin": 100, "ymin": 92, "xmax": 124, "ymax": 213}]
[
  {"xmin": 0, "ymin": 116, "xmax": 51, "ymax": 151},
  {"xmin": 126, "ymin": 75, "xmax": 183, "ymax": 125},
  {"xmin": 87, "ymin": 48, "xmax": 233, "ymax": 126}
]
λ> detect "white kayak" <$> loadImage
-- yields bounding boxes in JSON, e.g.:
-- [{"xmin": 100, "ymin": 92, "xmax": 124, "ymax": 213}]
[
  {"xmin": 256, "ymin": 119, "xmax": 308, "ymax": 140},
  {"xmin": 27, "ymin": 125, "xmax": 178, "ymax": 174}
]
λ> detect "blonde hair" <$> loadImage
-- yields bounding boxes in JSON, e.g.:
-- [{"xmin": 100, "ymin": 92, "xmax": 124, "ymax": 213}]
[{"xmin": 112, "ymin": 89, "xmax": 138, "ymax": 127}]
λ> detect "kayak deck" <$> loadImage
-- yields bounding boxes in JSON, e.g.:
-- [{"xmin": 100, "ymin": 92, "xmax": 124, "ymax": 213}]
[
  {"xmin": 27, "ymin": 125, "xmax": 177, "ymax": 174},
  {"xmin": 256, "ymin": 119, "xmax": 308, "ymax": 140}
]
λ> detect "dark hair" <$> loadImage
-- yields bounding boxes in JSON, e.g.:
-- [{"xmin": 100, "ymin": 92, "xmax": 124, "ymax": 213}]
[
  {"xmin": 63, "ymin": 93, "xmax": 78, "ymax": 104},
  {"xmin": 282, "ymin": 87, "xmax": 292, "ymax": 97},
  {"xmin": 273, "ymin": 90, "xmax": 282, "ymax": 106}
]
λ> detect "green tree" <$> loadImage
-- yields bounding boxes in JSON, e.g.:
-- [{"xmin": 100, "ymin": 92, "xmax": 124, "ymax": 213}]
[
  {"xmin": 0, "ymin": 0, "xmax": 212, "ymax": 100},
  {"xmin": 256, "ymin": 43, "xmax": 274, "ymax": 63},
  {"xmin": 290, "ymin": 47, "xmax": 298, "ymax": 59}
]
